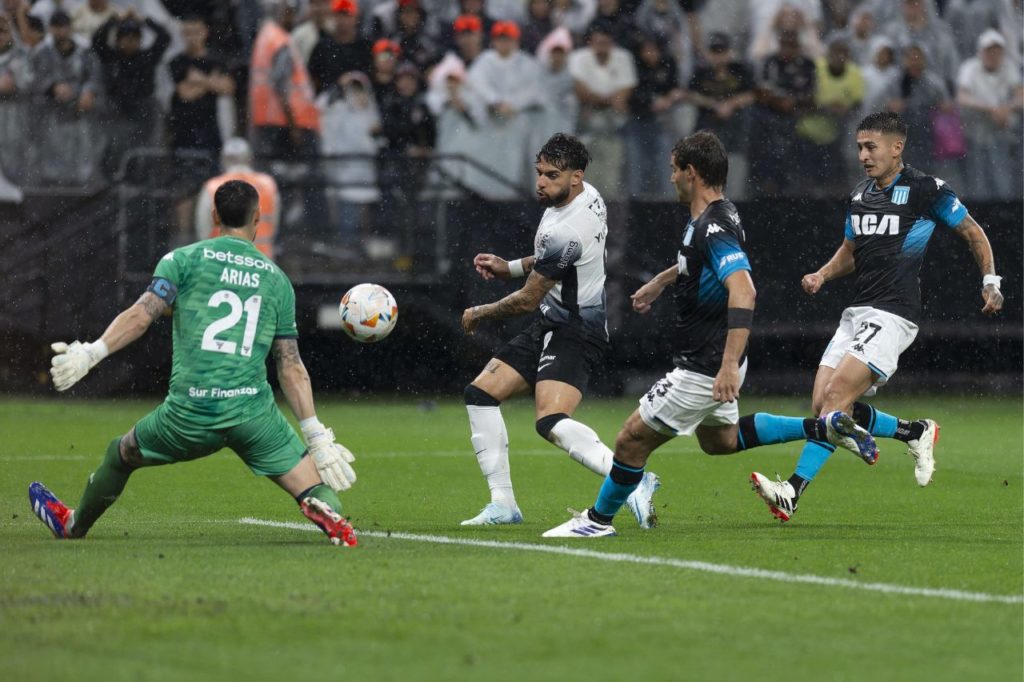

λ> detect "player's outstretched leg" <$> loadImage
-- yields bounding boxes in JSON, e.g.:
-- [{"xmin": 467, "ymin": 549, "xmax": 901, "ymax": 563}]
[
  {"xmin": 462, "ymin": 384, "xmax": 523, "ymax": 525},
  {"xmin": 849, "ymin": 403, "xmax": 938, "ymax": 485},
  {"xmin": 298, "ymin": 484, "xmax": 357, "ymax": 547},
  {"xmin": 824, "ymin": 411, "xmax": 879, "ymax": 464},
  {"xmin": 28, "ymin": 482, "xmax": 74, "ymax": 538},
  {"xmin": 30, "ymin": 437, "xmax": 136, "ymax": 539},
  {"xmin": 539, "ymin": 412, "xmax": 661, "ymax": 529}
]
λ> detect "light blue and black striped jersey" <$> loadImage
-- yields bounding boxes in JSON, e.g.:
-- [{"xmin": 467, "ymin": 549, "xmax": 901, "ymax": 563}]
[
  {"xmin": 672, "ymin": 198, "xmax": 751, "ymax": 377},
  {"xmin": 844, "ymin": 165, "xmax": 968, "ymax": 323}
]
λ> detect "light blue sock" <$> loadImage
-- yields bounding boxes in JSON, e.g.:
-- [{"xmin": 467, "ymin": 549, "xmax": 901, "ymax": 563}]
[
  {"xmin": 593, "ymin": 459, "xmax": 644, "ymax": 519},
  {"xmin": 869, "ymin": 406, "xmax": 898, "ymax": 438},
  {"xmin": 794, "ymin": 440, "xmax": 837, "ymax": 482},
  {"xmin": 754, "ymin": 413, "xmax": 808, "ymax": 444},
  {"xmin": 853, "ymin": 402, "xmax": 905, "ymax": 439}
]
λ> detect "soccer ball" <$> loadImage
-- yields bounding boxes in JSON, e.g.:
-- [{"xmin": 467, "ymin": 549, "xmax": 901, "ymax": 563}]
[{"xmin": 339, "ymin": 283, "xmax": 398, "ymax": 343}]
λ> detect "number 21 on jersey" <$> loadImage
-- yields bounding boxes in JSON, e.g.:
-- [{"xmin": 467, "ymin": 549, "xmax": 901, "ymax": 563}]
[{"xmin": 202, "ymin": 290, "xmax": 262, "ymax": 357}]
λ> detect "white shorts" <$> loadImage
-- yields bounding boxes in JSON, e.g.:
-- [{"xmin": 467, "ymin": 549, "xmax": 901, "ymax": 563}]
[
  {"xmin": 637, "ymin": 362, "xmax": 748, "ymax": 437},
  {"xmin": 820, "ymin": 306, "xmax": 919, "ymax": 391}
]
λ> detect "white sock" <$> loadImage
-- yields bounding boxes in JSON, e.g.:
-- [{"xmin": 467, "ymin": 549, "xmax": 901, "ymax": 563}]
[
  {"xmin": 547, "ymin": 418, "xmax": 613, "ymax": 476},
  {"xmin": 466, "ymin": 405, "xmax": 517, "ymax": 508}
]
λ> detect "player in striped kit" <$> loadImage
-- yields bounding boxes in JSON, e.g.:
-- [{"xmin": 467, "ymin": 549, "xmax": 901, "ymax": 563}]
[{"xmin": 751, "ymin": 111, "xmax": 1004, "ymax": 522}]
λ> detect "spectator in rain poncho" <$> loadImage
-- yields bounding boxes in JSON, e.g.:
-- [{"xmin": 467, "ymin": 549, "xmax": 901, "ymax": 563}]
[
  {"xmin": 860, "ymin": 35, "xmax": 898, "ymax": 116},
  {"xmin": 30, "ymin": 10, "xmax": 103, "ymax": 186},
  {"xmin": 534, "ymin": 26, "xmax": 577, "ymax": 139},
  {"xmin": 749, "ymin": 2, "xmax": 825, "ymax": 64},
  {"xmin": 884, "ymin": 0, "xmax": 960, "ymax": 88},
  {"xmin": 551, "ymin": 0, "xmax": 595, "ymax": 41},
  {"xmin": 831, "ymin": 3, "xmax": 874, "ymax": 65},
  {"xmin": 465, "ymin": 20, "xmax": 543, "ymax": 197},
  {"xmin": 318, "ymin": 70, "xmax": 382, "ymax": 243},
  {"xmin": 424, "ymin": 49, "xmax": 489, "ymax": 197},
  {"xmin": 945, "ymin": 0, "xmax": 1020, "ymax": 66},
  {"xmin": 0, "ymin": 13, "xmax": 31, "ymax": 189},
  {"xmin": 956, "ymin": 29, "xmax": 1023, "ymax": 200}
]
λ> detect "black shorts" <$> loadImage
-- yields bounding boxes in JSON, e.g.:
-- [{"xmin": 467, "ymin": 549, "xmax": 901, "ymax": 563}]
[{"xmin": 494, "ymin": 316, "xmax": 608, "ymax": 393}]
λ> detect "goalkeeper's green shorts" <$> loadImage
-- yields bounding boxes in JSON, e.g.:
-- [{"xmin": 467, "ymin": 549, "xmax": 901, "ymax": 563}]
[{"xmin": 133, "ymin": 403, "xmax": 307, "ymax": 477}]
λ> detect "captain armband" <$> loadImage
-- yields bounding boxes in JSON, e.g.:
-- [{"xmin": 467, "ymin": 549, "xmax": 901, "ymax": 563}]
[
  {"xmin": 147, "ymin": 277, "xmax": 178, "ymax": 305},
  {"xmin": 727, "ymin": 307, "xmax": 754, "ymax": 330}
]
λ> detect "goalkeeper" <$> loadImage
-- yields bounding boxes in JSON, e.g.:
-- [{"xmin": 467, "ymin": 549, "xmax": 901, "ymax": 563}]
[{"xmin": 29, "ymin": 180, "xmax": 358, "ymax": 547}]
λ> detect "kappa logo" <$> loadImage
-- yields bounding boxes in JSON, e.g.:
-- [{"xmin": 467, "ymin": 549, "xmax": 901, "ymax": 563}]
[
  {"xmin": 706, "ymin": 223, "xmax": 724, "ymax": 235},
  {"xmin": 892, "ymin": 186, "xmax": 910, "ymax": 205},
  {"xmin": 853, "ymin": 193, "xmax": 863, "ymax": 202}
]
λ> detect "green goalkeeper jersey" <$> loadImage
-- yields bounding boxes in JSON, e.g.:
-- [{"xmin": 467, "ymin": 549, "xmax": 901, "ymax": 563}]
[{"xmin": 151, "ymin": 236, "xmax": 298, "ymax": 428}]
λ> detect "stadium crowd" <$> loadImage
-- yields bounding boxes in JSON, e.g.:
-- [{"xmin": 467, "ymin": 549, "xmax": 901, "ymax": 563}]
[{"xmin": 0, "ymin": 0, "xmax": 1020, "ymax": 208}]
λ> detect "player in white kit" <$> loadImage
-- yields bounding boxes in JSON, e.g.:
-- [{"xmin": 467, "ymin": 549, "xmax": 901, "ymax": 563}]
[{"xmin": 459, "ymin": 134, "xmax": 660, "ymax": 528}]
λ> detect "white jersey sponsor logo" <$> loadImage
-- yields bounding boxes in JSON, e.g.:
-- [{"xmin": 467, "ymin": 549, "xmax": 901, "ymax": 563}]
[
  {"xmin": 202, "ymin": 248, "xmax": 276, "ymax": 272},
  {"xmin": 850, "ymin": 214, "xmax": 900, "ymax": 236}
]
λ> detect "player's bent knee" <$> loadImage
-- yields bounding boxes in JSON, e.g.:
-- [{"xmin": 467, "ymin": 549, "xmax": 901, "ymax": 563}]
[
  {"xmin": 536, "ymin": 413, "xmax": 569, "ymax": 440},
  {"xmin": 118, "ymin": 431, "xmax": 145, "ymax": 470},
  {"xmin": 464, "ymin": 384, "xmax": 500, "ymax": 407}
]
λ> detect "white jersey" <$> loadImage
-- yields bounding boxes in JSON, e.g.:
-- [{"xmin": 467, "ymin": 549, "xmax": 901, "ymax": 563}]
[{"xmin": 532, "ymin": 181, "xmax": 609, "ymax": 341}]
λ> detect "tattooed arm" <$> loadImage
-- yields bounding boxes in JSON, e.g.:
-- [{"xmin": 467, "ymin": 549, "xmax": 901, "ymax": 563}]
[
  {"xmin": 272, "ymin": 338, "xmax": 316, "ymax": 421},
  {"xmin": 95, "ymin": 291, "xmax": 169, "ymax": 354},
  {"xmin": 954, "ymin": 215, "xmax": 1004, "ymax": 316},
  {"xmin": 462, "ymin": 270, "xmax": 558, "ymax": 333}
]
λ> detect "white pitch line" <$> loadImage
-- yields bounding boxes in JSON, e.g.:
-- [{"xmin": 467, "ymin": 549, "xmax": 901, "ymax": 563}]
[{"xmin": 239, "ymin": 517, "xmax": 1023, "ymax": 606}]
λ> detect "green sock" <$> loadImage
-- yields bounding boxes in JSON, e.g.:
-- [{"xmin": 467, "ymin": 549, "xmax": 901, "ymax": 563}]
[
  {"xmin": 70, "ymin": 438, "xmax": 133, "ymax": 538},
  {"xmin": 298, "ymin": 484, "xmax": 343, "ymax": 516}
]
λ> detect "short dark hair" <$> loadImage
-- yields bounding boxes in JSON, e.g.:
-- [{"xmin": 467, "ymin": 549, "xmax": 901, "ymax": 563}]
[
  {"xmin": 857, "ymin": 111, "xmax": 908, "ymax": 139},
  {"xmin": 537, "ymin": 133, "xmax": 591, "ymax": 172},
  {"xmin": 672, "ymin": 131, "xmax": 728, "ymax": 188},
  {"xmin": 214, "ymin": 180, "xmax": 260, "ymax": 228}
]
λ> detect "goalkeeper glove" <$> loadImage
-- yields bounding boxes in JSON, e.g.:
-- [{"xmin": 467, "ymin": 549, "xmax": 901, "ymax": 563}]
[
  {"xmin": 50, "ymin": 340, "xmax": 108, "ymax": 392},
  {"xmin": 301, "ymin": 419, "xmax": 357, "ymax": 492}
]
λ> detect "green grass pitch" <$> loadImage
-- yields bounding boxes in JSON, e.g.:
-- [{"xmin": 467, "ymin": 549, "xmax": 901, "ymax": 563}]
[{"xmin": 2, "ymin": 395, "xmax": 1021, "ymax": 681}]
